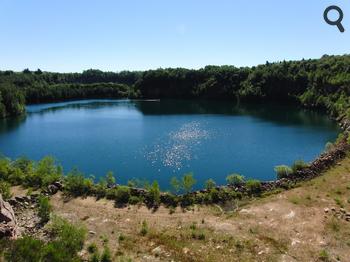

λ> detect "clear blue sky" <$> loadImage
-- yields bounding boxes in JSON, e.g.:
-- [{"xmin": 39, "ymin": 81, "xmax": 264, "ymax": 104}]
[{"xmin": 1, "ymin": 0, "xmax": 349, "ymax": 72}]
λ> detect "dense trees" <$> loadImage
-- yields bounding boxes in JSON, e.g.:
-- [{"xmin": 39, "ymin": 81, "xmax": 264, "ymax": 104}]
[
  {"xmin": 24, "ymin": 82, "xmax": 136, "ymax": 103},
  {"xmin": 0, "ymin": 54, "xmax": 349, "ymax": 118},
  {"xmin": 0, "ymin": 82, "xmax": 25, "ymax": 117},
  {"xmin": 0, "ymin": 69, "xmax": 140, "ymax": 115},
  {"xmin": 135, "ymin": 55, "xmax": 350, "ymax": 113}
]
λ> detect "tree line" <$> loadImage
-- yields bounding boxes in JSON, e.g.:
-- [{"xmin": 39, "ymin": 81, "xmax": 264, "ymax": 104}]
[{"xmin": 0, "ymin": 54, "xmax": 349, "ymax": 118}]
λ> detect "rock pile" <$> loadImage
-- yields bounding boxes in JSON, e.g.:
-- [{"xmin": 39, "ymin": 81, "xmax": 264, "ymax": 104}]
[
  {"xmin": 8, "ymin": 194, "xmax": 39, "ymax": 209},
  {"xmin": 324, "ymin": 207, "xmax": 350, "ymax": 222},
  {"xmin": 45, "ymin": 181, "xmax": 64, "ymax": 195},
  {"xmin": 7, "ymin": 194, "xmax": 45, "ymax": 236}
]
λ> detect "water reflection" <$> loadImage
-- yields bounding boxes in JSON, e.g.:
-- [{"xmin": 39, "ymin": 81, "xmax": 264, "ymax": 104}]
[
  {"xmin": 146, "ymin": 121, "xmax": 210, "ymax": 170},
  {"xmin": 27, "ymin": 100, "xmax": 134, "ymax": 115},
  {"xmin": 8, "ymin": 99, "xmax": 339, "ymax": 136},
  {"xmin": 0, "ymin": 115, "xmax": 27, "ymax": 135},
  {"xmin": 134, "ymin": 99, "xmax": 336, "ymax": 128}
]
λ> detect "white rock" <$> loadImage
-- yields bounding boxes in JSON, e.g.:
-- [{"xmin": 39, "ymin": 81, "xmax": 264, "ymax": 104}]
[{"xmin": 151, "ymin": 246, "xmax": 162, "ymax": 256}]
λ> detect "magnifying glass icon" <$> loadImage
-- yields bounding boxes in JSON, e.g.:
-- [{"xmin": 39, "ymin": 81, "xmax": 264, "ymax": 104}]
[{"xmin": 324, "ymin": 5, "xmax": 345, "ymax": 33}]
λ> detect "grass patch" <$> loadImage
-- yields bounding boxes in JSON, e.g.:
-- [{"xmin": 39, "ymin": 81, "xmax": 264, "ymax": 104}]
[
  {"xmin": 259, "ymin": 235, "xmax": 288, "ymax": 254},
  {"xmin": 319, "ymin": 249, "xmax": 330, "ymax": 261},
  {"xmin": 140, "ymin": 220, "xmax": 148, "ymax": 236}
]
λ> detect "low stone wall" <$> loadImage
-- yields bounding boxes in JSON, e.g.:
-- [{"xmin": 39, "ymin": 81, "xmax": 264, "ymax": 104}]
[{"xmin": 260, "ymin": 138, "xmax": 349, "ymax": 193}]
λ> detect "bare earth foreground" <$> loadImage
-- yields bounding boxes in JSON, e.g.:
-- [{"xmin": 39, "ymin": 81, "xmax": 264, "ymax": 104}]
[{"xmin": 18, "ymin": 155, "xmax": 350, "ymax": 261}]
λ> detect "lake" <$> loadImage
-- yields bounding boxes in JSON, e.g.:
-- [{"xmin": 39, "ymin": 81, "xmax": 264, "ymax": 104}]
[{"xmin": 0, "ymin": 99, "xmax": 340, "ymax": 189}]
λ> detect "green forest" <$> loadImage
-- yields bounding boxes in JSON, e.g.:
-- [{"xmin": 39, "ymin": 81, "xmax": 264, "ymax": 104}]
[{"xmin": 1, "ymin": 54, "xmax": 350, "ymax": 119}]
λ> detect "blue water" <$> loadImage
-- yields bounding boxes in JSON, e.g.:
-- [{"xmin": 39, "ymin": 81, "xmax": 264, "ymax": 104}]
[{"xmin": 0, "ymin": 99, "xmax": 340, "ymax": 189}]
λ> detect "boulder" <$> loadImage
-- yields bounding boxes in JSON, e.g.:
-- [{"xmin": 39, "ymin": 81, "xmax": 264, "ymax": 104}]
[
  {"xmin": 0, "ymin": 194, "xmax": 18, "ymax": 238},
  {"xmin": 52, "ymin": 181, "xmax": 64, "ymax": 190},
  {"xmin": 47, "ymin": 184, "xmax": 59, "ymax": 195}
]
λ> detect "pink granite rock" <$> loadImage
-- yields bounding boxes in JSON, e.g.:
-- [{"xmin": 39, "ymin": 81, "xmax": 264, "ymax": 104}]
[{"xmin": 0, "ymin": 194, "xmax": 18, "ymax": 238}]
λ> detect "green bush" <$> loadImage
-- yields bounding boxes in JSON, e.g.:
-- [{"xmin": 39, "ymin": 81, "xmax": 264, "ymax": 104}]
[
  {"xmin": 4, "ymin": 217, "xmax": 86, "ymax": 262},
  {"xmin": 47, "ymin": 216, "xmax": 86, "ymax": 259},
  {"xmin": 0, "ymin": 157, "xmax": 26, "ymax": 185},
  {"xmin": 107, "ymin": 186, "xmax": 130, "ymax": 205},
  {"xmin": 140, "ymin": 220, "xmax": 148, "ymax": 236},
  {"xmin": 170, "ymin": 176, "xmax": 181, "ymax": 193},
  {"xmin": 12, "ymin": 157, "xmax": 33, "ymax": 174},
  {"xmin": 246, "ymin": 179, "xmax": 262, "ymax": 194},
  {"xmin": 114, "ymin": 186, "xmax": 131, "ymax": 204},
  {"xmin": 207, "ymin": 188, "xmax": 236, "ymax": 203},
  {"xmin": 128, "ymin": 195, "xmax": 142, "ymax": 205},
  {"xmin": 291, "ymin": 160, "xmax": 309, "ymax": 173},
  {"xmin": 204, "ymin": 179, "xmax": 216, "ymax": 190},
  {"xmin": 192, "ymin": 192, "xmax": 204, "ymax": 204},
  {"xmin": 95, "ymin": 179, "xmax": 107, "ymax": 199},
  {"xmin": 170, "ymin": 174, "xmax": 197, "ymax": 194},
  {"xmin": 274, "ymin": 165, "xmax": 293, "ymax": 179},
  {"xmin": 182, "ymin": 173, "xmax": 196, "ymax": 193},
  {"xmin": 228, "ymin": 190, "xmax": 243, "ymax": 200},
  {"xmin": 319, "ymin": 249, "xmax": 330, "ymax": 261},
  {"xmin": 5, "ymin": 236, "xmax": 44, "ymax": 262},
  {"xmin": 0, "ymin": 158, "xmax": 10, "ymax": 180},
  {"xmin": 106, "ymin": 171, "xmax": 116, "ymax": 188},
  {"xmin": 208, "ymin": 188, "xmax": 220, "ymax": 203},
  {"xmin": 0, "ymin": 180, "xmax": 12, "ymax": 200},
  {"xmin": 145, "ymin": 181, "xmax": 160, "ymax": 207},
  {"xmin": 25, "ymin": 157, "xmax": 62, "ymax": 189},
  {"xmin": 38, "ymin": 196, "xmax": 52, "ymax": 223},
  {"xmin": 64, "ymin": 168, "xmax": 94, "ymax": 196},
  {"xmin": 101, "ymin": 246, "xmax": 112, "ymax": 262},
  {"xmin": 226, "ymin": 174, "xmax": 245, "ymax": 187},
  {"xmin": 201, "ymin": 192, "xmax": 212, "ymax": 204}
]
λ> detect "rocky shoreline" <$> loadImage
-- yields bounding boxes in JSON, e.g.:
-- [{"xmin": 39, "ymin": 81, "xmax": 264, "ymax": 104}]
[
  {"xmin": 189, "ymin": 116, "xmax": 350, "ymax": 197},
  {"xmin": 2, "ymin": 116, "xmax": 350, "ymax": 239},
  {"xmin": 31, "ymin": 128, "xmax": 350, "ymax": 204},
  {"xmin": 38, "ymin": 133, "xmax": 350, "ymax": 204}
]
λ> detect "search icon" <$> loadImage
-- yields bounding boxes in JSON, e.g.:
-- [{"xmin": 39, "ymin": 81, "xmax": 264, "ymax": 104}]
[{"xmin": 324, "ymin": 5, "xmax": 345, "ymax": 32}]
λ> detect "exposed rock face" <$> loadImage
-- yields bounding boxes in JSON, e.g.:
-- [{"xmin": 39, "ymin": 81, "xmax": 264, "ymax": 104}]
[
  {"xmin": 8, "ymin": 194, "xmax": 45, "ymax": 238},
  {"xmin": 0, "ymin": 194, "xmax": 18, "ymax": 238}
]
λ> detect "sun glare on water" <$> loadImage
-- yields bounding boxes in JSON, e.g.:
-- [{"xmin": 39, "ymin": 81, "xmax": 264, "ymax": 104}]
[{"xmin": 146, "ymin": 121, "xmax": 210, "ymax": 171}]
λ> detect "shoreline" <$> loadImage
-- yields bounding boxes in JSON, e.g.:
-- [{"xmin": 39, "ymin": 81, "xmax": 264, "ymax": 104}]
[{"xmin": 1, "ymin": 100, "xmax": 349, "ymax": 206}]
